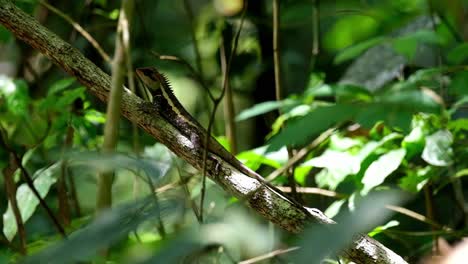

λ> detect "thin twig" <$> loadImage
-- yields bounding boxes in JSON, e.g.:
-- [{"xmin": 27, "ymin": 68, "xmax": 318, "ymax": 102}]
[
  {"xmin": 310, "ymin": 0, "xmax": 320, "ymax": 69},
  {"xmin": 182, "ymin": 0, "xmax": 204, "ymax": 78},
  {"xmin": 199, "ymin": 0, "xmax": 248, "ymax": 222},
  {"xmin": 220, "ymin": 37, "xmax": 238, "ymax": 154},
  {"xmin": 386, "ymin": 205, "xmax": 449, "ymax": 230},
  {"xmin": 172, "ymin": 157, "xmax": 201, "ymax": 222},
  {"xmin": 239, "ymin": 247, "xmax": 300, "ymax": 264},
  {"xmin": 38, "ymin": 0, "xmax": 110, "ymax": 62},
  {"xmin": 272, "ymin": 0, "xmax": 299, "ymax": 198},
  {"xmin": 277, "ymin": 186, "xmax": 346, "ymax": 198}
]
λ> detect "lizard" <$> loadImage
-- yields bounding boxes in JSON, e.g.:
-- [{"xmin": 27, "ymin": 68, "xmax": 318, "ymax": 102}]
[{"xmin": 135, "ymin": 67, "xmax": 333, "ymax": 224}]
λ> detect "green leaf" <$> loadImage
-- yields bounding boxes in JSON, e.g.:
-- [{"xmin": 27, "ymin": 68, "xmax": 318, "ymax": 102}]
[
  {"xmin": 236, "ymin": 99, "xmax": 297, "ymax": 121},
  {"xmin": 422, "ymin": 130, "xmax": 453, "ymax": 166},
  {"xmin": 378, "ymin": 89, "xmax": 442, "ymax": 113},
  {"xmin": 293, "ymin": 191, "xmax": 403, "ymax": 263},
  {"xmin": 307, "ymin": 133, "xmax": 401, "ymax": 190},
  {"xmin": 447, "ymin": 43, "xmax": 468, "ymax": 64},
  {"xmin": 399, "ymin": 166, "xmax": 432, "ymax": 193},
  {"xmin": 236, "ymin": 146, "xmax": 285, "ymax": 171},
  {"xmin": 449, "ymin": 71, "xmax": 468, "ymax": 97},
  {"xmin": 361, "ymin": 149, "xmax": 406, "ymax": 195},
  {"xmin": 47, "ymin": 78, "xmax": 76, "ymax": 95},
  {"xmin": 3, "ymin": 163, "xmax": 60, "ymax": 241},
  {"xmin": 84, "ymin": 109, "xmax": 106, "ymax": 124},
  {"xmin": 67, "ymin": 152, "xmax": 169, "ymax": 182},
  {"xmin": 0, "ymin": 25, "xmax": 12, "ymax": 42},
  {"xmin": 324, "ymin": 199, "xmax": 346, "ymax": 219},
  {"xmin": 307, "ymin": 150, "xmax": 359, "ymax": 190},
  {"xmin": 21, "ymin": 197, "xmax": 182, "ymax": 264},
  {"xmin": 392, "ymin": 30, "xmax": 443, "ymax": 60},
  {"xmin": 268, "ymin": 104, "xmax": 358, "ymax": 150},
  {"xmin": 455, "ymin": 169, "xmax": 468, "ymax": 178},
  {"xmin": 0, "ymin": 77, "xmax": 30, "ymax": 116},
  {"xmin": 402, "ymin": 124, "xmax": 426, "ymax": 159},
  {"xmin": 368, "ymin": 220, "xmax": 399, "ymax": 237},
  {"xmin": 334, "ymin": 37, "xmax": 386, "ymax": 64}
]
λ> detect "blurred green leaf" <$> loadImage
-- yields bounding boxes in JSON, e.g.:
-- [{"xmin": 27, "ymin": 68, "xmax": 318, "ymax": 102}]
[
  {"xmin": 392, "ymin": 30, "xmax": 443, "ymax": 60},
  {"xmin": 449, "ymin": 71, "xmax": 468, "ymax": 98},
  {"xmin": 3, "ymin": 162, "xmax": 60, "ymax": 241},
  {"xmin": 324, "ymin": 199, "xmax": 346, "ymax": 219},
  {"xmin": 368, "ymin": 220, "xmax": 399, "ymax": 237},
  {"xmin": 0, "ymin": 25, "xmax": 12, "ymax": 42},
  {"xmin": 334, "ymin": 37, "xmax": 386, "ymax": 64},
  {"xmin": 236, "ymin": 99, "xmax": 297, "ymax": 121},
  {"xmin": 324, "ymin": 15, "xmax": 379, "ymax": 51},
  {"xmin": 399, "ymin": 166, "xmax": 432, "ymax": 192},
  {"xmin": 268, "ymin": 104, "xmax": 358, "ymax": 150},
  {"xmin": 84, "ymin": 109, "xmax": 106, "ymax": 124},
  {"xmin": 236, "ymin": 146, "xmax": 285, "ymax": 171},
  {"xmin": 292, "ymin": 191, "xmax": 403, "ymax": 263},
  {"xmin": 447, "ymin": 43, "xmax": 468, "ymax": 64},
  {"xmin": 361, "ymin": 148, "xmax": 406, "ymax": 195},
  {"xmin": 67, "ymin": 152, "xmax": 170, "ymax": 182},
  {"xmin": 448, "ymin": 118, "xmax": 468, "ymax": 133},
  {"xmin": 402, "ymin": 122, "xmax": 426, "ymax": 159},
  {"xmin": 0, "ymin": 76, "xmax": 30, "ymax": 116},
  {"xmin": 21, "ymin": 197, "xmax": 182, "ymax": 264},
  {"xmin": 422, "ymin": 130, "xmax": 453, "ymax": 166},
  {"xmin": 47, "ymin": 78, "xmax": 76, "ymax": 95}
]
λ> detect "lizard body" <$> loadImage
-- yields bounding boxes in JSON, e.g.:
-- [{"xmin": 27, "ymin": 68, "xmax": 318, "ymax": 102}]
[{"xmin": 135, "ymin": 67, "xmax": 317, "ymax": 217}]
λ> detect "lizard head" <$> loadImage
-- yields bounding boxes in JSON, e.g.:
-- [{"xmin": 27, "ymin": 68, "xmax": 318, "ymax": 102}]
[{"xmin": 135, "ymin": 67, "xmax": 165, "ymax": 92}]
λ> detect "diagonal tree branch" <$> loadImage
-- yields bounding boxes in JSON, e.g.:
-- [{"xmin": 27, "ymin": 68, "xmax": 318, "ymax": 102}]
[{"xmin": 0, "ymin": 1, "xmax": 407, "ymax": 263}]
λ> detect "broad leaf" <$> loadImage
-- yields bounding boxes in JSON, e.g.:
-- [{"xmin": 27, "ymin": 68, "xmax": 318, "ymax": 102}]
[
  {"xmin": 292, "ymin": 191, "xmax": 403, "ymax": 263},
  {"xmin": 361, "ymin": 149, "xmax": 406, "ymax": 195},
  {"xmin": 3, "ymin": 163, "xmax": 60, "ymax": 241},
  {"xmin": 422, "ymin": 130, "xmax": 453, "ymax": 166},
  {"xmin": 368, "ymin": 220, "xmax": 399, "ymax": 237},
  {"xmin": 236, "ymin": 99, "xmax": 297, "ymax": 121},
  {"xmin": 21, "ymin": 197, "xmax": 181, "ymax": 264},
  {"xmin": 447, "ymin": 43, "xmax": 468, "ymax": 64},
  {"xmin": 268, "ymin": 104, "xmax": 358, "ymax": 150},
  {"xmin": 334, "ymin": 37, "xmax": 386, "ymax": 64}
]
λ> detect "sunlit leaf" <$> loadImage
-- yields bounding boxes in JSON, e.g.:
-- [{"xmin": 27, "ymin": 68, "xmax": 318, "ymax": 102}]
[
  {"xmin": 3, "ymin": 163, "xmax": 60, "ymax": 241},
  {"xmin": 399, "ymin": 166, "xmax": 433, "ymax": 193},
  {"xmin": 421, "ymin": 130, "xmax": 453, "ymax": 166},
  {"xmin": 0, "ymin": 77, "xmax": 30, "ymax": 116},
  {"xmin": 361, "ymin": 149, "xmax": 406, "ymax": 195},
  {"xmin": 324, "ymin": 199, "xmax": 346, "ymax": 219},
  {"xmin": 402, "ymin": 124, "xmax": 425, "ymax": 159},
  {"xmin": 368, "ymin": 220, "xmax": 399, "ymax": 237}
]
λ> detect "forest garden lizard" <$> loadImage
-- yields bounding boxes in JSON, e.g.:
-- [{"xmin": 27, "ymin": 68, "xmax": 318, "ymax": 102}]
[{"xmin": 135, "ymin": 67, "xmax": 333, "ymax": 224}]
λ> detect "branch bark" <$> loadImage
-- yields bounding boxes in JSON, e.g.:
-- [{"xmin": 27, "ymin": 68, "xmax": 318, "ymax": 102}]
[{"xmin": 0, "ymin": 1, "xmax": 407, "ymax": 263}]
